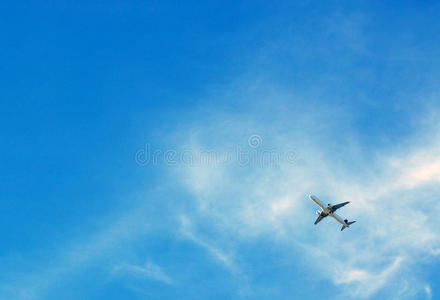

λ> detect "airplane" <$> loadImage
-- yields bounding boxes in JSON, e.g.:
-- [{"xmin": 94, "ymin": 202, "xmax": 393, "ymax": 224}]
[{"xmin": 309, "ymin": 195, "xmax": 356, "ymax": 231}]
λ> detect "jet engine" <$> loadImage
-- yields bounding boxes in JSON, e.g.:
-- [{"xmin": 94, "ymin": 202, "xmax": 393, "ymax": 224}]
[{"xmin": 316, "ymin": 210, "xmax": 322, "ymax": 216}]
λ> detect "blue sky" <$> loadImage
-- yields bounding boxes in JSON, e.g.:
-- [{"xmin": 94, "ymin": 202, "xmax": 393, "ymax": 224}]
[{"xmin": 1, "ymin": 1, "xmax": 440, "ymax": 299}]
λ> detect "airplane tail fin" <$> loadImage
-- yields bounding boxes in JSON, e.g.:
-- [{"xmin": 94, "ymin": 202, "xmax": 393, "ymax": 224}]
[{"xmin": 341, "ymin": 220, "xmax": 356, "ymax": 231}]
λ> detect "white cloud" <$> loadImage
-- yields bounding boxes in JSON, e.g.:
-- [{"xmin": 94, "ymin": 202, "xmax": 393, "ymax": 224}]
[
  {"xmin": 172, "ymin": 98, "xmax": 440, "ymax": 299},
  {"xmin": 0, "ymin": 202, "xmax": 154, "ymax": 299},
  {"xmin": 391, "ymin": 144, "xmax": 440, "ymax": 189},
  {"xmin": 112, "ymin": 261, "xmax": 172, "ymax": 284},
  {"xmin": 178, "ymin": 215, "xmax": 243, "ymax": 276},
  {"xmin": 425, "ymin": 284, "xmax": 432, "ymax": 300},
  {"xmin": 334, "ymin": 256, "xmax": 405, "ymax": 298}
]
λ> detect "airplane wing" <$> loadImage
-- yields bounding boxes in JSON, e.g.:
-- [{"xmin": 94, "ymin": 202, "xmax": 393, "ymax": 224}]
[
  {"xmin": 331, "ymin": 201, "xmax": 349, "ymax": 212},
  {"xmin": 314, "ymin": 214, "xmax": 324, "ymax": 225},
  {"xmin": 309, "ymin": 195, "xmax": 327, "ymax": 211}
]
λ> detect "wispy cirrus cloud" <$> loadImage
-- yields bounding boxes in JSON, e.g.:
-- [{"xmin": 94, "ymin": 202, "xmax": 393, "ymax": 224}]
[
  {"xmin": 178, "ymin": 215, "xmax": 243, "ymax": 277},
  {"xmin": 0, "ymin": 201, "xmax": 156, "ymax": 299},
  {"xmin": 112, "ymin": 261, "xmax": 172, "ymax": 284},
  {"xmin": 334, "ymin": 256, "xmax": 405, "ymax": 298},
  {"xmin": 169, "ymin": 91, "xmax": 440, "ymax": 299},
  {"xmin": 425, "ymin": 284, "xmax": 433, "ymax": 300}
]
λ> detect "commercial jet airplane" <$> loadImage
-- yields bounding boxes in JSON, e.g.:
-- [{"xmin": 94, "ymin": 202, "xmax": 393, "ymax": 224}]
[{"xmin": 309, "ymin": 195, "xmax": 356, "ymax": 231}]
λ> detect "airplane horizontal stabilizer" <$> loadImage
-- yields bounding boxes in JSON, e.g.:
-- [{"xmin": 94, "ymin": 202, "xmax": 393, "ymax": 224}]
[{"xmin": 341, "ymin": 221, "xmax": 356, "ymax": 231}]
